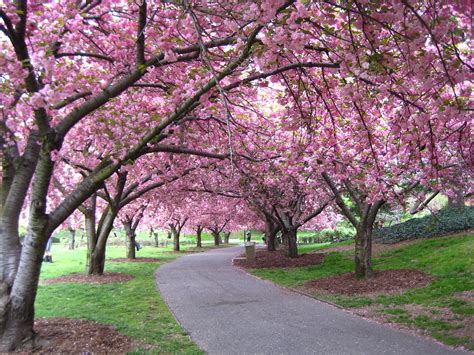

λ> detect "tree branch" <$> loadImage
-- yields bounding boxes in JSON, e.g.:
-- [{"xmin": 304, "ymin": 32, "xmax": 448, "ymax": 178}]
[
  {"xmin": 223, "ymin": 62, "xmax": 339, "ymax": 91},
  {"xmin": 52, "ymin": 91, "xmax": 92, "ymax": 110},
  {"xmin": 55, "ymin": 52, "xmax": 114, "ymax": 62},
  {"xmin": 322, "ymin": 172, "xmax": 358, "ymax": 227},
  {"xmin": 145, "ymin": 145, "xmax": 228, "ymax": 160}
]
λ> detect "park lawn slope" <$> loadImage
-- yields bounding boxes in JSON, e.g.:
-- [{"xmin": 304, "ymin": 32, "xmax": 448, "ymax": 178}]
[
  {"xmin": 36, "ymin": 246, "xmax": 202, "ymax": 354},
  {"xmin": 250, "ymin": 233, "xmax": 474, "ymax": 350}
]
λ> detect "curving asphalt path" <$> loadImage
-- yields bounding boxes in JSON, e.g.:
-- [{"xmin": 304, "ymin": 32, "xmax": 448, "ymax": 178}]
[{"xmin": 155, "ymin": 246, "xmax": 465, "ymax": 355}]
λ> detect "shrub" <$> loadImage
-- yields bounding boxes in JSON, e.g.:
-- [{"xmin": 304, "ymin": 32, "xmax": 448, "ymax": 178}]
[
  {"xmin": 51, "ymin": 236, "xmax": 61, "ymax": 243},
  {"xmin": 312, "ymin": 227, "xmax": 355, "ymax": 244},
  {"xmin": 374, "ymin": 206, "xmax": 474, "ymax": 244}
]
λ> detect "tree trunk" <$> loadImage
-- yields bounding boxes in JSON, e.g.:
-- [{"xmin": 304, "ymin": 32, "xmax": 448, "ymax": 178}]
[
  {"xmin": 196, "ymin": 227, "xmax": 202, "ymax": 248},
  {"xmin": 68, "ymin": 229, "xmax": 75, "ymax": 250},
  {"xmin": 84, "ymin": 196, "xmax": 97, "ymax": 275},
  {"xmin": 86, "ymin": 208, "xmax": 117, "ymax": 275},
  {"xmin": 0, "ymin": 224, "xmax": 28, "ymax": 351},
  {"xmin": 0, "ymin": 220, "xmax": 49, "ymax": 351},
  {"xmin": 85, "ymin": 214, "xmax": 96, "ymax": 274},
  {"xmin": 173, "ymin": 232, "xmax": 180, "ymax": 252},
  {"xmin": 0, "ymin": 284, "xmax": 35, "ymax": 352},
  {"xmin": 353, "ymin": 202, "xmax": 382, "ymax": 279},
  {"xmin": 224, "ymin": 232, "xmax": 230, "ymax": 244},
  {"xmin": 170, "ymin": 225, "xmax": 180, "ymax": 252},
  {"xmin": 88, "ymin": 247, "xmax": 106, "ymax": 275},
  {"xmin": 0, "ymin": 141, "xmax": 56, "ymax": 350},
  {"xmin": 125, "ymin": 223, "xmax": 136, "ymax": 259},
  {"xmin": 127, "ymin": 234, "xmax": 136, "ymax": 259},
  {"xmin": 154, "ymin": 234, "xmax": 159, "ymax": 247},
  {"xmin": 354, "ymin": 227, "xmax": 373, "ymax": 279},
  {"xmin": 285, "ymin": 228, "xmax": 298, "ymax": 258},
  {"xmin": 212, "ymin": 232, "xmax": 220, "ymax": 246},
  {"xmin": 265, "ymin": 219, "xmax": 279, "ymax": 252}
]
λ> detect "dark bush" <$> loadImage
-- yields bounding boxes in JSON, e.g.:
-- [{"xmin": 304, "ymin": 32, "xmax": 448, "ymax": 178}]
[
  {"xmin": 374, "ymin": 206, "xmax": 474, "ymax": 244},
  {"xmin": 51, "ymin": 236, "xmax": 61, "ymax": 243},
  {"xmin": 311, "ymin": 228, "xmax": 355, "ymax": 244}
]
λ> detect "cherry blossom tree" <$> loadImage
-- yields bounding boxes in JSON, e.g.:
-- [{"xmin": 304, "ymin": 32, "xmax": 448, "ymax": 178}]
[
  {"xmin": 0, "ymin": 0, "xmax": 302, "ymax": 348},
  {"xmin": 1, "ymin": 0, "xmax": 471, "ymax": 350}
]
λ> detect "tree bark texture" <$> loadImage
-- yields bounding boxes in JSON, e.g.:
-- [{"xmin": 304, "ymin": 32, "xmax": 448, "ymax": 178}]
[
  {"xmin": 68, "ymin": 229, "xmax": 75, "ymax": 250},
  {"xmin": 125, "ymin": 223, "xmax": 136, "ymax": 259},
  {"xmin": 196, "ymin": 226, "xmax": 203, "ymax": 248},
  {"xmin": 265, "ymin": 218, "xmax": 280, "ymax": 252},
  {"xmin": 354, "ymin": 228, "xmax": 373, "ymax": 279},
  {"xmin": 224, "ymin": 232, "xmax": 230, "ymax": 244},
  {"xmin": 212, "ymin": 232, "xmax": 220, "ymax": 246},
  {"xmin": 285, "ymin": 228, "xmax": 298, "ymax": 258},
  {"xmin": 170, "ymin": 225, "xmax": 180, "ymax": 252}
]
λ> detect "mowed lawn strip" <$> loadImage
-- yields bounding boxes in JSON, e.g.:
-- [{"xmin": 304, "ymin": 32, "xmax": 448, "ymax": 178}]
[
  {"xmin": 37, "ymin": 246, "xmax": 203, "ymax": 354},
  {"xmin": 251, "ymin": 233, "xmax": 474, "ymax": 350}
]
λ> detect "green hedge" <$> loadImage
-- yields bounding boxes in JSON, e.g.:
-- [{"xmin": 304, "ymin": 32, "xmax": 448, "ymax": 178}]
[
  {"xmin": 374, "ymin": 206, "xmax": 474, "ymax": 244},
  {"xmin": 309, "ymin": 227, "xmax": 354, "ymax": 244}
]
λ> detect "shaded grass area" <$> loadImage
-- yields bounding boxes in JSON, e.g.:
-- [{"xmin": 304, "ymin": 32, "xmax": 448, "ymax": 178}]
[
  {"xmin": 251, "ymin": 233, "xmax": 474, "ymax": 350},
  {"xmin": 37, "ymin": 246, "xmax": 202, "ymax": 353}
]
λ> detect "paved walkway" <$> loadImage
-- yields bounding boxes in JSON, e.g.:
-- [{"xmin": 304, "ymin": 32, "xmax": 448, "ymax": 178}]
[{"xmin": 155, "ymin": 246, "xmax": 464, "ymax": 355}]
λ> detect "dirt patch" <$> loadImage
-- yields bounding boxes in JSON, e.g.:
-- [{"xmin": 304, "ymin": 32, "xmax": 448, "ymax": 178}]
[
  {"xmin": 42, "ymin": 272, "xmax": 134, "ymax": 285},
  {"xmin": 108, "ymin": 257, "xmax": 161, "ymax": 263},
  {"xmin": 457, "ymin": 290, "xmax": 474, "ymax": 304},
  {"xmin": 15, "ymin": 317, "xmax": 141, "ymax": 354},
  {"xmin": 233, "ymin": 249, "xmax": 327, "ymax": 269},
  {"xmin": 303, "ymin": 269, "xmax": 434, "ymax": 295}
]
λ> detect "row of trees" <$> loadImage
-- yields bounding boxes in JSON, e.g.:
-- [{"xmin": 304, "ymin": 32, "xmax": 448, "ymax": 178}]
[{"xmin": 1, "ymin": 0, "xmax": 471, "ymax": 350}]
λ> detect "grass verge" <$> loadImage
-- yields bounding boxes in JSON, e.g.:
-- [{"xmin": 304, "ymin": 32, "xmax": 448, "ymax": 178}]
[
  {"xmin": 37, "ymin": 245, "xmax": 203, "ymax": 353},
  {"xmin": 250, "ymin": 233, "xmax": 474, "ymax": 350}
]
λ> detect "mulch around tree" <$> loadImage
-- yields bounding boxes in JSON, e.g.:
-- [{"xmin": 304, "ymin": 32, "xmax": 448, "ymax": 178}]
[
  {"xmin": 107, "ymin": 257, "xmax": 162, "ymax": 262},
  {"xmin": 42, "ymin": 272, "xmax": 134, "ymax": 285},
  {"xmin": 303, "ymin": 269, "xmax": 434, "ymax": 296},
  {"xmin": 15, "ymin": 318, "xmax": 140, "ymax": 354},
  {"xmin": 233, "ymin": 249, "xmax": 327, "ymax": 269}
]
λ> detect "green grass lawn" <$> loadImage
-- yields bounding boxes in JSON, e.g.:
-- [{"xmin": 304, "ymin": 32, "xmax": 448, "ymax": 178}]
[
  {"xmin": 37, "ymin": 245, "xmax": 203, "ymax": 353},
  {"xmin": 297, "ymin": 240, "xmax": 351, "ymax": 254},
  {"xmin": 251, "ymin": 233, "xmax": 474, "ymax": 350}
]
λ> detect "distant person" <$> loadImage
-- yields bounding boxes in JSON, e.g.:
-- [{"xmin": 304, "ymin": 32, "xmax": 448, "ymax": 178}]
[
  {"xmin": 246, "ymin": 231, "xmax": 251, "ymax": 242},
  {"xmin": 43, "ymin": 236, "xmax": 53, "ymax": 263},
  {"xmin": 135, "ymin": 241, "xmax": 141, "ymax": 251}
]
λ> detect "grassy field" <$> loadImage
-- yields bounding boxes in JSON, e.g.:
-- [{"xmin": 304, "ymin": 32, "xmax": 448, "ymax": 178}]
[
  {"xmin": 37, "ymin": 244, "xmax": 210, "ymax": 353},
  {"xmin": 251, "ymin": 233, "xmax": 474, "ymax": 350}
]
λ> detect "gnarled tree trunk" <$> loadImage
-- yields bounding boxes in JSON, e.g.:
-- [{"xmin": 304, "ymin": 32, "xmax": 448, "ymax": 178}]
[
  {"xmin": 354, "ymin": 227, "xmax": 373, "ymax": 279},
  {"xmin": 285, "ymin": 228, "xmax": 298, "ymax": 258},
  {"xmin": 265, "ymin": 218, "xmax": 280, "ymax": 252}
]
